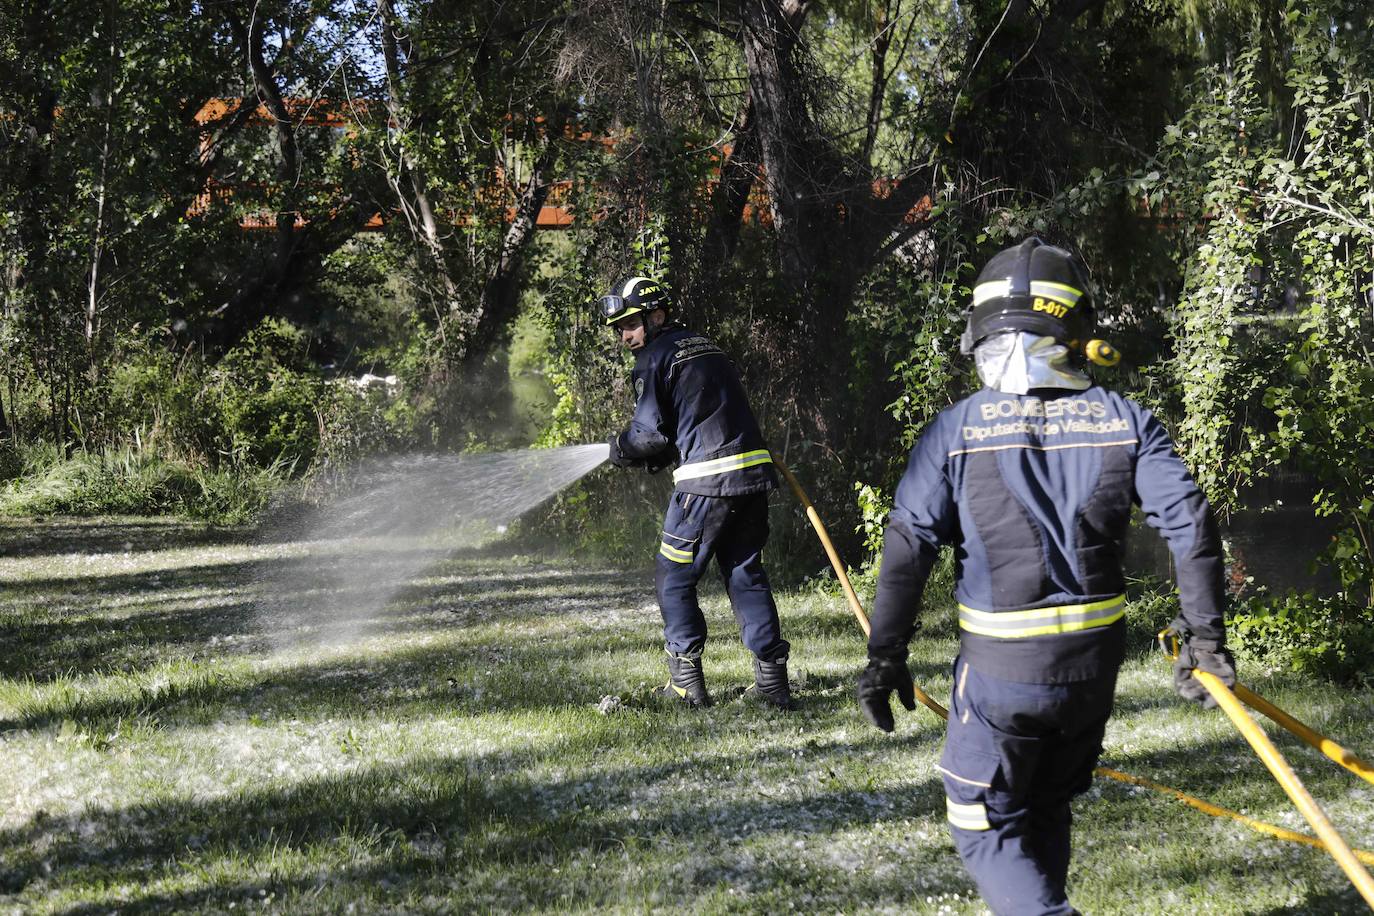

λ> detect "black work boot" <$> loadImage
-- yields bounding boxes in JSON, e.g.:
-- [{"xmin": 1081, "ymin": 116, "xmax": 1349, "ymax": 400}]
[
  {"xmin": 745, "ymin": 655, "xmax": 794, "ymax": 709},
  {"xmin": 655, "ymin": 650, "xmax": 712, "ymax": 708}
]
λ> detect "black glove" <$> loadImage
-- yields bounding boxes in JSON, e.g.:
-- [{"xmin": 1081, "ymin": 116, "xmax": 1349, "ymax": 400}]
[
  {"xmin": 1173, "ymin": 639, "xmax": 1237, "ymax": 709},
  {"xmin": 644, "ymin": 447, "xmax": 678, "ymax": 475},
  {"xmin": 606, "ymin": 434, "xmax": 638, "ymax": 469},
  {"xmin": 856, "ymin": 656, "xmax": 916, "ymax": 733}
]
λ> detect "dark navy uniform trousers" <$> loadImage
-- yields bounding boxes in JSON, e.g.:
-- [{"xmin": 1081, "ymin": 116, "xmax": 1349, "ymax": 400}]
[
  {"xmin": 655, "ymin": 489, "xmax": 788, "ymax": 661},
  {"xmin": 939, "ymin": 658, "xmax": 1117, "ymax": 916}
]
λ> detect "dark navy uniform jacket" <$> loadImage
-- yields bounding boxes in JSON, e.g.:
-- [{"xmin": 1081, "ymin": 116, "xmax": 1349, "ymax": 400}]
[
  {"xmin": 869, "ymin": 385, "xmax": 1226, "ymax": 684},
  {"xmin": 615, "ymin": 324, "xmax": 777, "ymax": 497}
]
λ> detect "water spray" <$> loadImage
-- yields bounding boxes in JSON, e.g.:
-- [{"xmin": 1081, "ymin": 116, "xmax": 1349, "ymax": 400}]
[{"xmin": 254, "ymin": 442, "xmax": 610, "ymax": 653}]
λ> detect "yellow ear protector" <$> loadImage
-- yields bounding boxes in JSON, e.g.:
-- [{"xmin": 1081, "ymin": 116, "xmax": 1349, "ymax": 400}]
[{"xmin": 1083, "ymin": 339, "xmax": 1121, "ymax": 367}]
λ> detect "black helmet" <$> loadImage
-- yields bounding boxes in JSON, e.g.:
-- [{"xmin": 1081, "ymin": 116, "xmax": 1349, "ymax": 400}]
[
  {"xmin": 599, "ymin": 276, "xmax": 670, "ymax": 326},
  {"xmin": 960, "ymin": 238, "xmax": 1093, "ymax": 354}
]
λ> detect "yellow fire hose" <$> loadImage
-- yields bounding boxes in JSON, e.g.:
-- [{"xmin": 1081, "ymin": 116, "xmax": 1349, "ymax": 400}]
[
  {"xmin": 771, "ymin": 454, "xmax": 951, "ymax": 716},
  {"xmin": 771, "ymin": 456, "xmax": 873, "ymax": 639},
  {"xmin": 771, "ymin": 454, "xmax": 1374, "ymax": 878},
  {"xmin": 1231, "ymin": 682, "xmax": 1374, "ymax": 786},
  {"xmin": 1193, "ymin": 669, "xmax": 1374, "ymax": 907},
  {"xmin": 1091, "ymin": 763, "xmax": 1374, "ymax": 866}
]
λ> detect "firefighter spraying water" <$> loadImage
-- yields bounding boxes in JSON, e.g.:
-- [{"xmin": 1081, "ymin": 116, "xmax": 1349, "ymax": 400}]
[{"xmin": 599, "ymin": 275, "xmax": 795, "ymax": 709}]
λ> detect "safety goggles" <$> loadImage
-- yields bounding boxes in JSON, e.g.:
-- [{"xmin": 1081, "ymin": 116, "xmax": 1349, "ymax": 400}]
[
  {"xmin": 599, "ymin": 295, "xmax": 625, "ymax": 320},
  {"xmin": 600, "ymin": 295, "xmax": 644, "ymax": 327}
]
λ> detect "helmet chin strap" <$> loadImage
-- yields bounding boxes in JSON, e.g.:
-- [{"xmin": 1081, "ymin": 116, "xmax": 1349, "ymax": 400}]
[{"xmin": 643, "ymin": 309, "xmax": 667, "ymax": 344}]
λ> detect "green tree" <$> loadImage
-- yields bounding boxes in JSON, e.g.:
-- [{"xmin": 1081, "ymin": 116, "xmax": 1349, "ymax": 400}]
[
  {"xmin": 345, "ymin": 0, "xmax": 580, "ymax": 443},
  {"xmin": 1146, "ymin": 3, "xmax": 1374, "ymax": 602},
  {"xmin": 0, "ymin": 0, "xmax": 240, "ymax": 443}
]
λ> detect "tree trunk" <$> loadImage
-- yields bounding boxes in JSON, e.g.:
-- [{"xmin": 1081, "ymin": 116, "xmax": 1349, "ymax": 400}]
[
  {"xmin": 377, "ymin": 0, "xmax": 462, "ymax": 310},
  {"xmin": 214, "ymin": 11, "xmax": 307, "ymax": 336},
  {"xmin": 687, "ymin": 95, "xmax": 761, "ymax": 328},
  {"xmin": 740, "ymin": 0, "xmax": 818, "ymax": 289},
  {"xmin": 466, "ymin": 110, "xmax": 569, "ymax": 361},
  {"xmin": 10, "ymin": 0, "xmax": 65, "ymax": 441},
  {"xmin": 207, "ymin": 11, "xmax": 379, "ymax": 350},
  {"xmin": 240, "ymin": 13, "xmax": 302, "ymax": 281},
  {"xmin": 0, "ymin": 383, "xmax": 10, "ymax": 442},
  {"xmin": 861, "ymin": 1, "xmax": 892, "ymax": 168},
  {"xmin": 86, "ymin": 0, "xmax": 117, "ymax": 353}
]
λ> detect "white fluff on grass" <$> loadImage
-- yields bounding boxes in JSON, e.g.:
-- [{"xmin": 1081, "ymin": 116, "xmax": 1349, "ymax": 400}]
[{"xmin": 4, "ymin": 513, "xmax": 1374, "ymax": 913}]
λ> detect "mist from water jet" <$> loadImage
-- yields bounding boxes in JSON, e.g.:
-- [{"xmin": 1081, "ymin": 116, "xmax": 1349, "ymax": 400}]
[{"xmin": 253, "ymin": 443, "xmax": 609, "ymax": 653}]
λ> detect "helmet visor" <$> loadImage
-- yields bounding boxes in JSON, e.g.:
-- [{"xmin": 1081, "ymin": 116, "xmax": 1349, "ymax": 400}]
[
  {"xmin": 600, "ymin": 295, "xmax": 645, "ymax": 326},
  {"xmin": 599, "ymin": 295, "xmax": 624, "ymax": 319}
]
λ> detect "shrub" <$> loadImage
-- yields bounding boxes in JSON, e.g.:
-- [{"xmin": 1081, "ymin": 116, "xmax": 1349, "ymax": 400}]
[
  {"xmin": 317, "ymin": 382, "xmax": 419, "ymax": 466},
  {"xmin": 1122, "ymin": 577, "xmax": 1184, "ymax": 651},
  {"xmin": 187, "ymin": 461, "xmax": 295, "ymax": 525},
  {"xmin": 1229, "ymin": 592, "xmax": 1374, "ymax": 685},
  {"xmin": 848, "ymin": 481, "xmax": 893, "ymax": 595},
  {"xmin": 524, "ymin": 466, "xmax": 670, "ymax": 567},
  {"xmin": 0, "ymin": 441, "xmax": 23, "ymax": 483},
  {"xmin": 104, "ymin": 344, "xmax": 212, "ymax": 455},
  {"xmin": 209, "ymin": 319, "xmax": 325, "ymax": 467}
]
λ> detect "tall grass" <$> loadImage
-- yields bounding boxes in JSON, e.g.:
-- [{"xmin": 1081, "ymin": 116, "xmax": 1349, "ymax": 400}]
[{"xmin": 0, "ymin": 441, "xmax": 292, "ymax": 525}]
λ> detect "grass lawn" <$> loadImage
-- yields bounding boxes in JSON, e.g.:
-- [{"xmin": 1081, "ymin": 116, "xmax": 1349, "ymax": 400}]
[{"xmin": 2, "ymin": 516, "xmax": 1372, "ymax": 914}]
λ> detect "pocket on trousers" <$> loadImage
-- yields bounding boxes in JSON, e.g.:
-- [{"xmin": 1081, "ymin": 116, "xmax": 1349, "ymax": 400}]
[
  {"xmin": 658, "ymin": 535, "xmax": 695, "ymax": 564},
  {"xmin": 660, "ymin": 492, "xmax": 703, "ymax": 565},
  {"xmin": 937, "ymin": 741, "xmax": 1002, "ymax": 831}
]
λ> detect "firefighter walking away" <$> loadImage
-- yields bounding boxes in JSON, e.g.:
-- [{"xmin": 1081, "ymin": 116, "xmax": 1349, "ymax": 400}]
[{"xmin": 856, "ymin": 239, "xmax": 1236, "ymax": 915}]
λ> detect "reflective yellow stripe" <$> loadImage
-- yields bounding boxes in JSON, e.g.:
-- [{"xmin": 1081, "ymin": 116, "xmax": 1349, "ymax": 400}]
[
  {"xmin": 973, "ymin": 279, "xmax": 1084, "ymax": 307},
  {"xmin": 958, "ymin": 596, "xmax": 1125, "ymax": 638},
  {"xmin": 936, "ymin": 764, "xmax": 992, "ymax": 789},
  {"xmin": 946, "ymin": 799, "xmax": 990, "ymax": 831},
  {"xmin": 672, "ymin": 449, "xmax": 773, "ymax": 483},
  {"xmin": 1029, "ymin": 280, "xmax": 1084, "ymax": 306},
  {"xmin": 659, "ymin": 542, "xmax": 694, "ymax": 563},
  {"xmin": 972, "ymin": 281, "xmax": 1010, "ymax": 306}
]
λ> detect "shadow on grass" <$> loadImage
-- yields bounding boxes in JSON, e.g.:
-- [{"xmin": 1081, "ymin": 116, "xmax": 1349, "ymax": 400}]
[
  {"xmin": 2, "ymin": 515, "xmax": 860, "ymax": 691},
  {"xmin": 1, "ymin": 561, "xmax": 276, "ymax": 683},
  {"xmin": 0, "ymin": 538, "xmax": 646, "ymax": 686},
  {"xmin": 0, "ymin": 604, "xmax": 887, "ymax": 735},
  {"xmin": 0, "ymin": 552, "xmax": 841, "ymax": 732},
  {"xmin": 0, "ymin": 594, "xmax": 266, "ymax": 683},
  {"xmin": 0, "ymin": 513, "xmax": 450, "ymax": 561},
  {"xmin": 0, "ymin": 517, "xmax": 247, "ymax": 559},
  {"xmin": 5, "ymin": 514, "xmax": 1367, "ymax": 911},
  {"xmin": 2, "ymin": 517, "xmax": 865, "ymax": 733},
  {"xmin": 0, "ymin": 732, "xmax": 955, "ymax": 913},
  {"xmin": 1078, "ymin": 717, "xmax": 1374, "ymax": 915},
  {"xmin": 1251, "ymin": 889, "xmax": 1366, "ymax": 915},
  {"xmin": 5, "ymin": 709, "xmax": 1357, "ymax": 913}
]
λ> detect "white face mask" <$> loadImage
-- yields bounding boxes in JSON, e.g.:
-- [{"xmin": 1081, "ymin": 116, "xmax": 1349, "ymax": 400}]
[{"xmin": 974, "ymin": 331, "xmax": 1090, "ymax": 394}]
